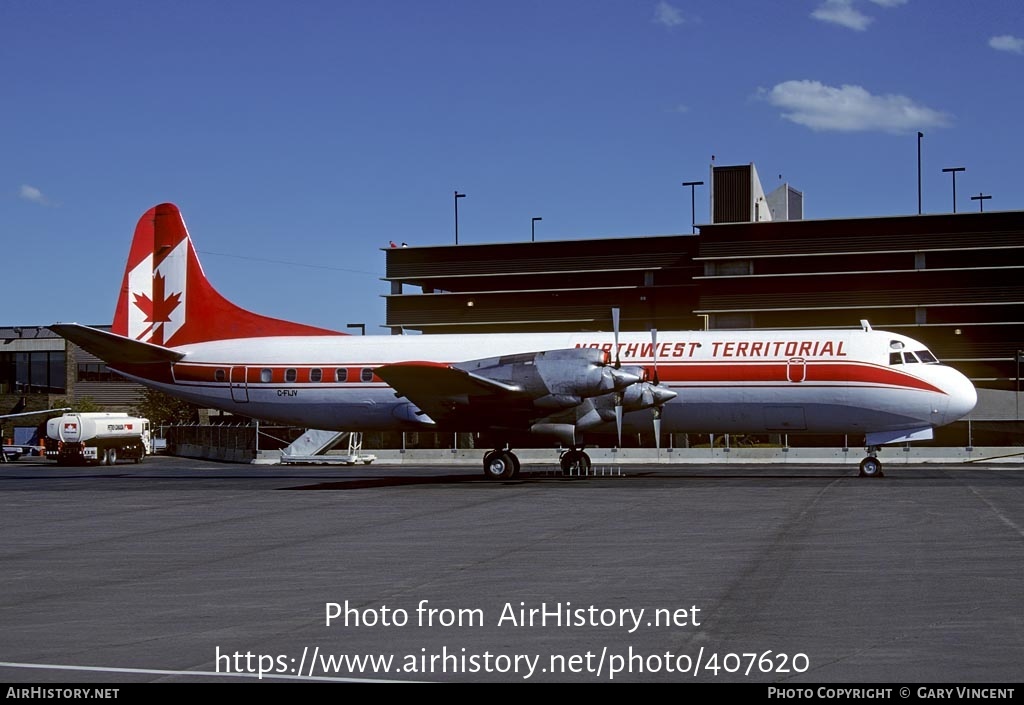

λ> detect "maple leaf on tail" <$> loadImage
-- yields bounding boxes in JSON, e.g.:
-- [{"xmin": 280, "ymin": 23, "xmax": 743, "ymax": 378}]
[{"xmin": 132, "ymin": 271, "xmax": 183, "ymax": 344}]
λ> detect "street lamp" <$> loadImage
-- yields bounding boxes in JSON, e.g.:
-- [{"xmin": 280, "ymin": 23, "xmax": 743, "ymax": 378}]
[
  {"xmin": 970, "ymin": 193, "xmax": 992, "ymax": 212},
  {"xmin": 346, "ymin": 323, "xmax": 365, "ymax": 336},
  {"xmin": 531, "ymin": 217, "xmax": 542, "ymax": 242},
  {"xmin": 941, "ymin": 167, "xmax": 965, "ymax": 213},
  {"xmin": 917, "ymin": 132, "xmax": 924, "ymax": 214},
  {"xmin": 454, "ymin": 191, "xmax": 466, "ymax": 244},
  {"xmin": 682, "ymin": 181, "xmax": 704, "ymax": 234},
  {"xmin": 1017, "ymin": 349, "xmax": 1023, "ymax": 420}
]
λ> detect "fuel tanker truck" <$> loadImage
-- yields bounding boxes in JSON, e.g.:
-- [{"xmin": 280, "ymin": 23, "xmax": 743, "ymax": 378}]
[{"xmin": 45, "ymin": 412, "xmax": 151, "ymax": 465}]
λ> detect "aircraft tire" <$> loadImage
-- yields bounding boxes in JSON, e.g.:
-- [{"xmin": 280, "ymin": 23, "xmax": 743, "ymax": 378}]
[
  {"xmin": 483, "ymin": 451, "xmax": 517, "ymax": 480},
  {"xmin": 560, "ymin": 449, "xmax": 592, "ymax": 476},
  {"xmin": 859, "ymin": 456, "xmax": 883, "ymax": 478}
]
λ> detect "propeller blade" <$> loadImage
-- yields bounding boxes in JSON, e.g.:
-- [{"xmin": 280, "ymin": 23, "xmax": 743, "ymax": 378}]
[
  {"xmin": 611, "ymin": 307, "xmax": 621, "ymax": 368},
  {"xmin": 651, "ymin": 327, "xmax": 659, "ymax": 385},
  {"xmin": 615, "ymin": 401, "xmax": 623, "ymax": 448}
]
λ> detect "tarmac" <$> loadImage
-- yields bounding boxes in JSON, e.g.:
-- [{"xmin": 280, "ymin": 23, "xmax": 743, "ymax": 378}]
[{"xmin": 1, "ymin": 455, "xmax": 1023, "ymax": 683}]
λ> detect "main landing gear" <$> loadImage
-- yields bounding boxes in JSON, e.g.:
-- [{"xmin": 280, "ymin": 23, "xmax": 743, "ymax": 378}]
[
  {"xmin": 480, "ymin": 446, "xmax": 595, "ymax": 480},
  {"xmin": 559, "ymin": 447, "xmax": 592, "ymax": 475},
  {"xmin": 859, "ymin": 446, "xmax": 884, "ymax": 478},
  {"xmin": 482, "ymin": 449, "xmax": 520, "ymax": 480}
]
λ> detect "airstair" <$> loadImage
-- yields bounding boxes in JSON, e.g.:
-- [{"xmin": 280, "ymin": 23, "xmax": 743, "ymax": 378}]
[{"xmin": 279, "ymin": 429, "xmax": 376, "ymax": 465}]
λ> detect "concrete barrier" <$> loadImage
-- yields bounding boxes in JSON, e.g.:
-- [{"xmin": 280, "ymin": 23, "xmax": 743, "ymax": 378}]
[{"xmin": 253, "ymin": 446, "xmax": 1024, "ymax": 466}]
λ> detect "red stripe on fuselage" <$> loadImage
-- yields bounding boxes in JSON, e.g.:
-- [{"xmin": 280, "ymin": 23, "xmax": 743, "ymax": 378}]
[
  {"xmin": 167, "ymin": 360, "xmax": 945, "ymax": 395},
  {"xmin": 651, "ymin": 361, "xmax": 945, "ymax": 394}
]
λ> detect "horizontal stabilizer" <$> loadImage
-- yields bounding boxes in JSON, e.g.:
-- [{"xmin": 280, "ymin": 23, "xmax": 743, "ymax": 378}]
[{"xmin": 49, "ymin": 323, "xmax": 185, "ymax": 366}]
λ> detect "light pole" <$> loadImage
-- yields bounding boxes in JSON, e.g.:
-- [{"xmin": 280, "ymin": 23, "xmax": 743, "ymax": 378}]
[
  {"xmin": 971, "ymin": 193, "xmax": 992, "ymax": 212},
  {"xmin": 454, "ymin": 191, "xmax": 466, "ymax": 244},
  {"xmin": 917, "ymin": 131, "xmax": 924, "ymax": 214},
  {"xmin": 346, "ymin": 323, "xmax": 365, "ymax": 336},
  {"xmin": 941, "ymin": 167, "xmax": 965, "ymax": 213},
  {"xmin": 531, "ymin": 217, "xmax": 542, "ymax": 242},
  {"xmin": 1017, "ymin": 349, "xmax": 1023, "ymax": 420},
  {"xmin": 682, "ymin": 181, "xmax": 704, "ymax": 234}
]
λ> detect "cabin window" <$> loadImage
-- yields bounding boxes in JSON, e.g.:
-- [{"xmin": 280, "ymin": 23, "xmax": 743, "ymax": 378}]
[
  {"xmin": 310, "ymin": 368, "xmax": 323, "ymax": 383},
  {"xmin": 260, "ymin": 368, "xmax": 272, "ymax": 383},
  {"xmin": 917, "ymin": 350, "xmax": 938, "ymax": 364},
  {"xmin": 903, "ymin": 352, "xmax": 921, "ymax": 364},
  {"xmin": 360, "ymin": 368, "xmax": 374, "ymax": 383},
  {"xmin": 214, "ymin": 369, "xmax": 226, "ymax": 382},
  {"xmin": 285, "ymin": 368, "xmax": 298, "ymax": 383},
  {"xmin": 335, "ymin": 368, "xmax": 348, "ymax": 382},
  {"xmin": 889, "ymin": 352, "xmax": 902, "ymax": 366}
]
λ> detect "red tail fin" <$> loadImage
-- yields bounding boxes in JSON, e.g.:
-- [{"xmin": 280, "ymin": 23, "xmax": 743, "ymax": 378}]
[{"xmin": 112, "ymin": 203, "xmax": 342, "ymax": 346}]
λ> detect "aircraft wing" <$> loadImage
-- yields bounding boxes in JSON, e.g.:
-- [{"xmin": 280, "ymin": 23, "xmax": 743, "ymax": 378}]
[
  {"xmin": 375, "ymin": 349, "xmax": 643, "ymax": 432},
  {"xmin": 0, "ymin": 408, "xmax": 71, "ymax": 421},
  {"xmin": 374, "ymin": 361, "xmax": 537, "ymax": 428}
]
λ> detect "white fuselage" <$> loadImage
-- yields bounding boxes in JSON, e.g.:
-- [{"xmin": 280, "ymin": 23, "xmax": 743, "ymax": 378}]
[{"xmin": 119, "ymin": 328, "xmax": 977, "ymax": 442}]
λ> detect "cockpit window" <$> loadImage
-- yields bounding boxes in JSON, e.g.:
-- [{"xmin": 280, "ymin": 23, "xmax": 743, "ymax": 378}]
[{"xmin": 890, "ymin": 345, "xmax": 939, "ymax": 366}]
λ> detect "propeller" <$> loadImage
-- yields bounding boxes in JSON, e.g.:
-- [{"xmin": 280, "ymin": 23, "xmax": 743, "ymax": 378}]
[
  {"xmin": 614, "ymin": 392, "xmax": 623, "ymax": 448},
  {"xmin": 612, "ymin": 307, "xmax": 622, "ymax": 446},
  {"xmin": 611, "ymin": 307, "xmax": 621, "ymax": 368},
  {"xmin": 650, "ymin": 327, "xmax": 659, "ymax": 385},
  {"xmin": 650, "ymin": 327, "xmax": 662, "ymax": 449},
  {"xmin": 653, "ymin": 406, "xmax": 663, "ymax": 451}
]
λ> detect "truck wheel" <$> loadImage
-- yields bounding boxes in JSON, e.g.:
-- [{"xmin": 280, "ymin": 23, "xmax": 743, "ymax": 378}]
[{"xmin": 106, "ymin": 448, "xmax": 118, "ymax": 465}]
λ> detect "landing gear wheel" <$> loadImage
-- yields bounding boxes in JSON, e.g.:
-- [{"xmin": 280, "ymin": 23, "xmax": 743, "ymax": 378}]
[
  {"xmin": 560, "ymin": 449, "xmax": 592, "ymax": 476},
  {"xmin": 482, "ymin": 451, "xmax": 518, "ymax": 480},
  {"xmin": 859, "ymin": 456, "xmax": 884, "ymax": 478}
]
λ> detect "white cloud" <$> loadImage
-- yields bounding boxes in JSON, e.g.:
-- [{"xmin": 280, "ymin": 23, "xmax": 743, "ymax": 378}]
[
  {"xmin": 989, "ymin": 35, "xmax": 1024, "ymax": 54},
  {"xmin": 811, "ymin": 0, "xmax": 872, "ymax": 31},
  {"xmin": 19, "ymin": 184, "xmax": 53, "ymax": 206},
  {"xmin": 868, "ymin": 0, "xmax": 908, "ymax": 7},
  {"xmin": 653, "ymin": 1, "xmax": 685, "ymax": 28},
  {"xmin": 764, "ymin": 80, "xmax": 951, "ymax": 134}
]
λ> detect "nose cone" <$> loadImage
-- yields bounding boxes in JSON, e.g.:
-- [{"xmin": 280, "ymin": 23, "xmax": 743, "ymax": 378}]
[
  {"xmin": 933, "ymin": 362, "xmax": 978, "ymax": 424},
  {"xmin": 943, "ymin": 367, "xmax": 977, "ymax": 424}
]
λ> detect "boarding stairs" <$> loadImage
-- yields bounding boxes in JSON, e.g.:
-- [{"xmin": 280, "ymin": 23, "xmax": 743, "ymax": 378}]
[{"xmin": 279, "ymin": 429, "xmax": 376, "ymax": 465}]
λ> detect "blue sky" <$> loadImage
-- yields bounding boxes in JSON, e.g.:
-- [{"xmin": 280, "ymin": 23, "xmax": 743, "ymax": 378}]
[{"xmin": 5, "ymin": 0, "xmax": 1022, "ymax": 332}]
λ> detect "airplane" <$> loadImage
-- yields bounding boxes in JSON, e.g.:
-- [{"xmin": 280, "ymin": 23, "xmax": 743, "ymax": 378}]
[{"xmin": 50, "ymin": 203, "xmax": 977, "ymax": 479}]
